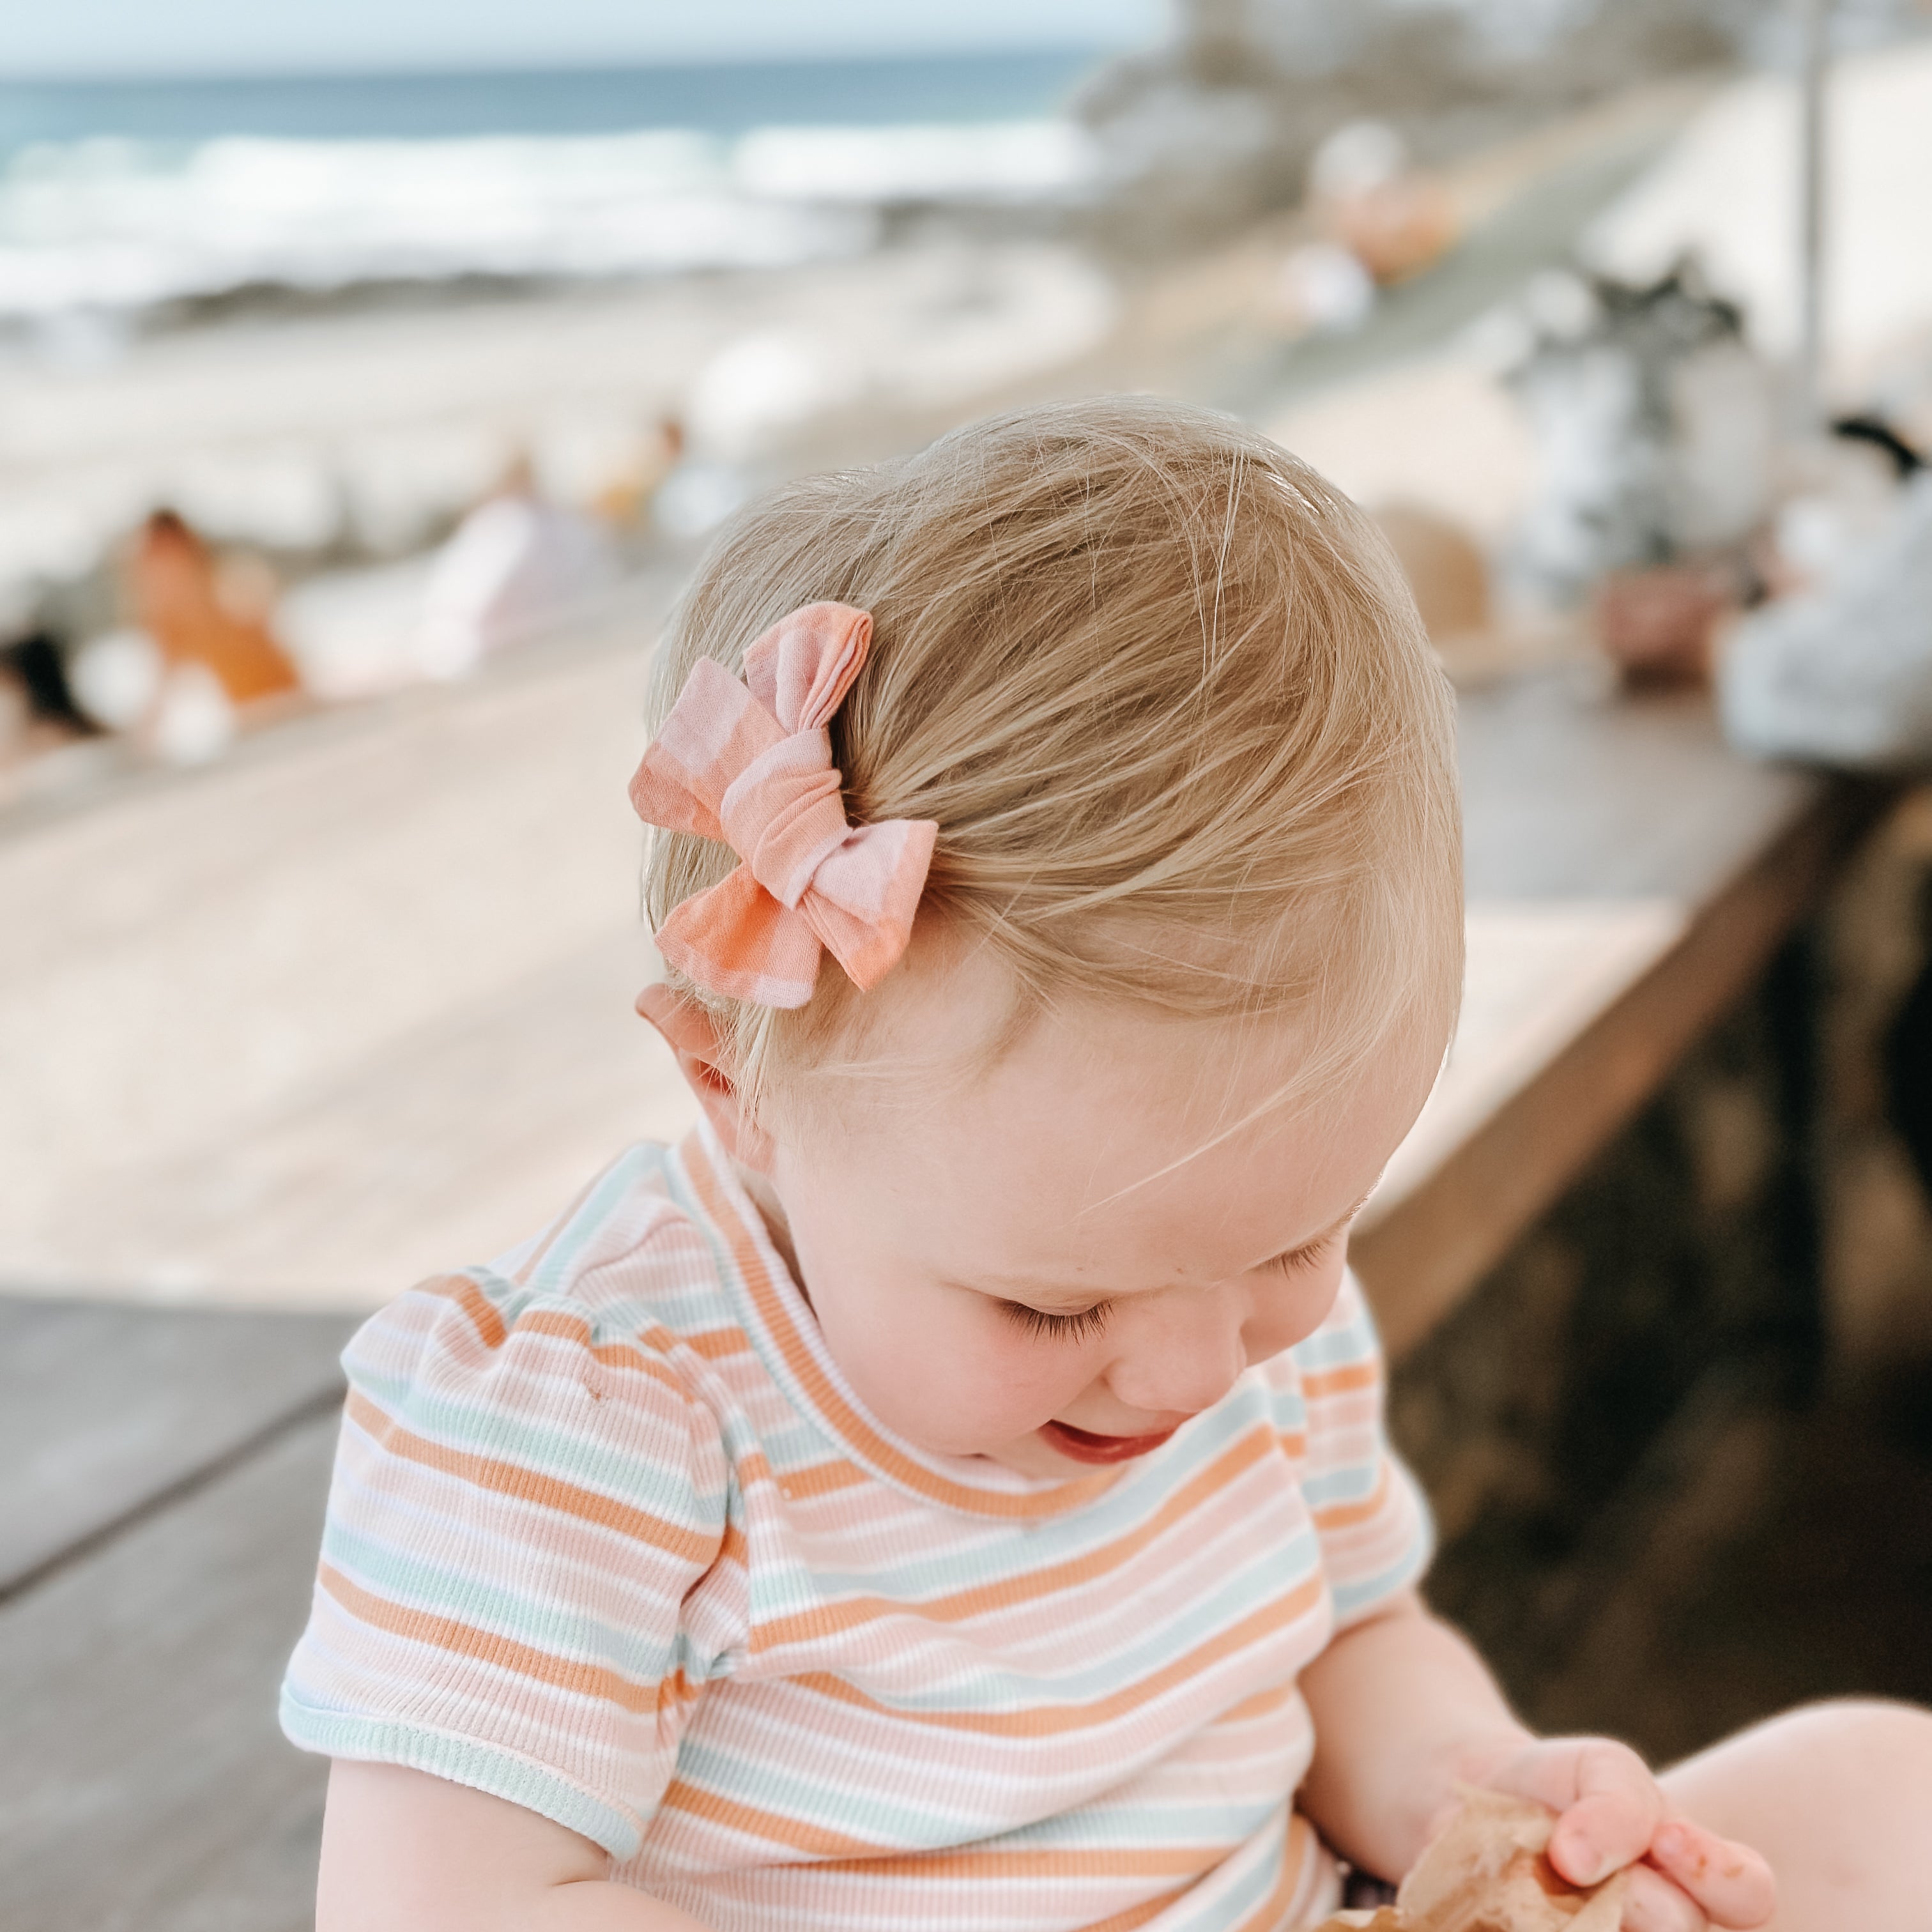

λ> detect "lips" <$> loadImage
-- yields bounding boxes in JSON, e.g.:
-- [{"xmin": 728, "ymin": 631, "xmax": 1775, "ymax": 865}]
[{"xmin": 1038, "ymin": 1419, "xmax": 1179, "ymax": 1465}]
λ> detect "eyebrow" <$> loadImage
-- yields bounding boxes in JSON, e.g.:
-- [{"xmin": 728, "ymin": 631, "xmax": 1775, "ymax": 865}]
[{"xmin": 975, "ymin": 1186, "xmax": 1380, "ymax": 1308}]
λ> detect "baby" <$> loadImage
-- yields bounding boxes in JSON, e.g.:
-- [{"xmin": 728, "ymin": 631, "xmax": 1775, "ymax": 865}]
[{"xmin": 285, "ymin": 397, "xmax": 1932, "ymax": 1931}]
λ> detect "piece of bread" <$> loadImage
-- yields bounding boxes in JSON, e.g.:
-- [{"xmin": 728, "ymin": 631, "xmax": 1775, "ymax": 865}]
[{"xmin": 1314, "ymin": 1790, "xmax": 1628, "ymax": 1932}]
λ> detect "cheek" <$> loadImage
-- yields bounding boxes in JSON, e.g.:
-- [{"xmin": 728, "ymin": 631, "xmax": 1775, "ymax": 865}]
[
  {"xmin": 1249, "ymin": 1250, "xmax": 1351, "ymax": 1357},
  {"xmin": 771, "ymin": 1163, "xmax": 1100, "ymax": 1455},
  {"xmin": 802, "ymin": 1265, "xmax": 1096, "ymax": 1455}
]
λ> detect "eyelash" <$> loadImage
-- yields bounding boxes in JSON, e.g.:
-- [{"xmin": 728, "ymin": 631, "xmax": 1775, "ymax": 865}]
[
  {"xmin": 999, "ymin": 1236, "xmax": 1340, "ymax": 1341},
  {"xmin": 1265, "ymin": 1245, "xmax": 1321, "ymax": 1276},
  {"xmin": 1000, "ymin": 1300, "xmax": 1114, "ymax": 1342}
]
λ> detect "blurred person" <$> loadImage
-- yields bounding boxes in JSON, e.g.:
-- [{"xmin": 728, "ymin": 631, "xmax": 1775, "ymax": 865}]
[
  {"xmin": 592, "ymin": 417, "xmax": 687, "ymax": 529},
  {"xmin": 282, "ymin": 399, "xmax": 1932, "ymax": 1932},
  {"xmin": 0, "ymin": 629, "xmax": 98, "ymax": 767},
  {"xmin": 130, "ymin": 509, "xmax": 300, "ymax": 709},
  {"xmin": 1307, "ymin": 121, "xmax": 1460, "ymax": 289},
  {"xmin": 68, "ymin": 509, "xmax": 307, "ymax": 764},
  {"xmin": 415, "ymin": 456, "xmax": 616, "ymax": 679}
]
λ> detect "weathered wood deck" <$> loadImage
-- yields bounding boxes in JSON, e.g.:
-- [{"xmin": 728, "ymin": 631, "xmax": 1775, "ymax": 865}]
[
  {"xmin": 0, "ymin": 1300, "xmax": 357, "ymax": 1931},
  {"xmin": 0, "ymin": 643, "xmax": 1883, "ymax": 1928}
]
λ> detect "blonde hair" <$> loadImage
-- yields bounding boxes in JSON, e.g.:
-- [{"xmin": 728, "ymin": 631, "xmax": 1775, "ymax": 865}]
[{"xmin": 643, "ymin": 394, "xmax": 1462, "ymax": 1120}]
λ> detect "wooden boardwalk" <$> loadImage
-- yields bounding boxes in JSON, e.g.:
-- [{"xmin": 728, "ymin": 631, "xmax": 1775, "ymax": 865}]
[{"xmin": 0, "ymin": 1299, "xmax": 356, "ymax": 1931}]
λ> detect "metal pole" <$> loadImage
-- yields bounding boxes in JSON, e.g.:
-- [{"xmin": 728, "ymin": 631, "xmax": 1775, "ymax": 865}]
[{"xmin": 1795, "ymin": 0, "xmax": 1830, "ymax": 437}]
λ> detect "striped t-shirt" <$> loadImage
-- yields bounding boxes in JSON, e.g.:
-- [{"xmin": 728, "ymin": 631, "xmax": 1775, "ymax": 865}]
[{"xmin": 281, "ymin": 1124, "xmax": 1432, "ymax": 1932}]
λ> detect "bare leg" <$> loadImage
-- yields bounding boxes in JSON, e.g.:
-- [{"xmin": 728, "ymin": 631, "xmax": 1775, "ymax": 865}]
[{"xmin": 1660, "ymin": 1699, "xmax": 1932, "ymax": 1932}]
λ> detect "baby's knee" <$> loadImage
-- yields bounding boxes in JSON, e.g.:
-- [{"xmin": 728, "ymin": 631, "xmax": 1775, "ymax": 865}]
[
  {"xmin": 1765, "ymin": 1697, "xmax": 1932, "ymax": 1780},
  {"xmin": 1664, "ymin": 1696, "xmax": 1932, "ymax": 1839}
]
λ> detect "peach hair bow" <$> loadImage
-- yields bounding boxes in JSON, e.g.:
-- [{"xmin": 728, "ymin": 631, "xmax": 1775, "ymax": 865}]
[{"xmin": 629, "ymin": 601, "xmax": 937, "ymax": 1008}]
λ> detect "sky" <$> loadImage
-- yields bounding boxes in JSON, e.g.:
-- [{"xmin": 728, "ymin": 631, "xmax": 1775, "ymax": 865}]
[{"xmin": 4, "ymin": 0, "xmax": 1170, "ymax": 79}]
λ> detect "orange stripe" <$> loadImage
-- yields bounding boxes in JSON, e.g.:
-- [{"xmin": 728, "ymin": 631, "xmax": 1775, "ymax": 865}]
[
  {"xmin": 506, "ymin": 1169, "xmax": 611, "ymax": 1288},
  {"xmin": 511, "ymin": 1308, "xmax": 692, "ymax": 1394},
  {"xmin": 658, "ymin": 1781, "xmax": 884, "ymax": 1858},
  {"xmin": 1080, "ymin": 1884, "xmax": 1197, "ymax": 1932},
  {"xmin": 682, "ymin": 1136, "xmax": 1117, "ymax": 1520},
  {"xmin": 813, "ymin": 1846, "xmax": 1222, "ymax": 1880},
  {"xmin": 686, "ymin": 1326, "xmax": 755, "ymax": 1360},
  {"xmin": 779, "ymin": 1459, "xmax": 873, "ymax": 1499},
  {"xmin": 420, "ymin": 1273, "xmax": 507, "ymax": 1349},
  {"xmin": 750, "ymin": 1427, "xmax": 1279, "ymax": 1652},
  {"xmin": 793, "ymin": 1574, "xmax": 1324, "ymax": 1737},
  {"xmin": 344, "ymin": 1389, "xmax": 719, "ymax": 1567},
  {"xmin": 1300, "ymin": 1361, "xmax": 1378, "ymax": 1399},
  {"xmin": 318, "ymin": 1562, "xmax": 665, "ymax": 1714},
  {"xmin": 1234, "ymin": 1812, "xmax": 1314, "ymax": 1932},
  {"xmin": 1218, "ymin": 1679, "xmax": 1300, "ymax": 1725},
  {"xmin": 417, "ymin": 1277, "xmax": 692, "ymax": 1397}
]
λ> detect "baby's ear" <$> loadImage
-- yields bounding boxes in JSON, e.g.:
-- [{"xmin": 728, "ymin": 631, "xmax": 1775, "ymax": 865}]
[{"xmin": 636, "ymin": 984, "xmax": 776, "ymax": 1170}]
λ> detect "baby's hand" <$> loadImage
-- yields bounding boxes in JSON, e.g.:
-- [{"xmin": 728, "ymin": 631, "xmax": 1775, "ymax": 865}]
[{"xmin": 1468, "ymin": 1736, "xmax": 1774, "ymax": 1932}]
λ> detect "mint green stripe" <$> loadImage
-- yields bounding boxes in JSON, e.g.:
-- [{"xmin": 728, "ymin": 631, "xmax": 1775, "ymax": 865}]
[
  {"xmin": 792, "ymin": 1400, "xmax": 1280, "ymax": 1603},
  {"xmin": 526, "ymin": 1147, "xmax": 661, "ymax": 1292},
  {"xmin": 321, "ymin": 1522, "xmax": 687, "ymax": 1684},
  {"xmin": 279, "ymin": 1689, "xmax": 643, "ymax": 1860},
  {"xmin": 1165, "ymin": 1814, "xmax": 1287, "ymax": 1932},
  {"xmin": 1291, "ymin": 1315, "xmax": 1377, "ymax": 1371},
  {"xmin": 345, "ymin": 1368, "xmax": 728, "ymax": 1528},
  {"xmin": 672, "ymin": 1738, "xmax": 970, "ymax": 1843},
  {"xmin": 1303, "ymin": 1462, "xmax": 1384, "ymax": 1507},
  {"xmin": 817, "ymin": 1536, "xmax": 1319, "ymax": 1714}
]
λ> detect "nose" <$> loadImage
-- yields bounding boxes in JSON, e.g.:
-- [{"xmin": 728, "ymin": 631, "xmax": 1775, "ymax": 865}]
[{"xmin": 1103, "ymin": 1287, "xmax": 1248, "ymax": 1420}]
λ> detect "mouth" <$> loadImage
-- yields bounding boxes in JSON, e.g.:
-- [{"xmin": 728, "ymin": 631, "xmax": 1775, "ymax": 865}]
[{"xmin": 1037, "ymin": 1418, "xmax": 1180, "ymax": 1465}]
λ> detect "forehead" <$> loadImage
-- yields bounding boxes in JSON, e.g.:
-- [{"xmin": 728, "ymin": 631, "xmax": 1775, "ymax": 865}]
[{"xmin": 785, "ymin": 948, "xmax": 1437, "ymax": 1290}]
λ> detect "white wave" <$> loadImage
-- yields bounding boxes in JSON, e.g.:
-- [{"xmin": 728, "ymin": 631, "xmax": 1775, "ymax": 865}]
[
  {"xmin": 734, "ymin": 119, "xmax": 1097, "ymax": 203},
  {"xmin": 0, "ymin": 119, "xmax": 1098, "ymax": 321}
]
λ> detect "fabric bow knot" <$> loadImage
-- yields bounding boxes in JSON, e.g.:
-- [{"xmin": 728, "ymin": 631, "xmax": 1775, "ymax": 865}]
[{"xmin": 629, "ymin": 601, "xmax": 937, "ymax": 1008}]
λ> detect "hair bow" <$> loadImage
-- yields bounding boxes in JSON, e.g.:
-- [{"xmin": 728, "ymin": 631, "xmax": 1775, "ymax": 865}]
[{"xmin": 629, "ymin": 602, "xmax": 937, "ymax": 1008}]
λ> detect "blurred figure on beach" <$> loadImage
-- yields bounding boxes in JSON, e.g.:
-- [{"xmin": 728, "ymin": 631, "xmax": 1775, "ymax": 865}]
[
  {"xmin": 134, "ymin": 512, "xmax": 299, "ymax": 709},
  {"xmin": 415, "ymin": 455, "xmax": 618, "ymax": 681},
  {"xmin": 1271, "ymin": 121, "xmax": 1460, "ymax": 339},
  {"xmin": 64, "ymin": 511, "xmax": 302, "ymax": 765}
]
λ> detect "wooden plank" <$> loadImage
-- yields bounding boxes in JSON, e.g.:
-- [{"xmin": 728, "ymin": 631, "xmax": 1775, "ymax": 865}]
[
  {"xmin": 1354, "ymin": 670, "xmax": 1889, "ymax": 1353},
  {"xmin": 0, "ymin": 1409, "xmax": 339, "ymax": 1932},
  {"xmin": 0, "ymin": 610, "xmax": 697, "ymax": 1309},
  {"xmin": 1456, "ymin": 674, "xmax": 1821, "ymax": 903},
  {"xmin": 0, "ymin": 1295, "xmax": 356, "ymax": 1595}
]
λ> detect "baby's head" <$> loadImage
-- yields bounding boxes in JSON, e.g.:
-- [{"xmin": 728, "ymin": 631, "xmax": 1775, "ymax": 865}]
[{"xmin": 641, "ymin": 395, "xmax": 1460, "ymax": 1476}]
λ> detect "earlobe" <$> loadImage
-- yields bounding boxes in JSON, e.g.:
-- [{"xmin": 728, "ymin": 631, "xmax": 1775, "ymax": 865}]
[{"xmin": 635, "ymin": 983, "xmax": 776, "ymax": 1170}]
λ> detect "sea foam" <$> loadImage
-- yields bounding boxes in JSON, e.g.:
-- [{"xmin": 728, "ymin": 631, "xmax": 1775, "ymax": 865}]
[{"xmin": 0, "ymin": 120, "xmax": 1100, "ymax": 320}]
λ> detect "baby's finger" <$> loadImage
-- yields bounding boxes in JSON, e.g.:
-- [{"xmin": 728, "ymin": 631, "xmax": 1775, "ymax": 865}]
[
  {"xmin": 1649, "ymin": 1821, "xmax": 1776, "ymax": 1929},
  {"xmin": 1545, "ymin": 1741, "xmax": 1664, "ymax": 1887},
  {"xmin": 1622, "ymin": 1861, "xmax": 1708, "ymax": 1932}
]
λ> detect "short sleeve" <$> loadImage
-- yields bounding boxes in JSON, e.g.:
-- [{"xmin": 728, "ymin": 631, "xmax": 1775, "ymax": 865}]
[
  {"xmin": 1289, "ymin": 1271, "xmax": 1433, "ymax": 1627},
  {"xmin": 280, "ymin": 1269, "xmax": 730, "ymax": 1862}
]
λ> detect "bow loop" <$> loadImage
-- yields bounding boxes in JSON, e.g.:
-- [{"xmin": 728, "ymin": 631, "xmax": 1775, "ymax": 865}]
[
  {"xmin": 744, "ymin": 601, "xmax": 871, "ymax": 733},
  {"xmin": 631, "ymin": 602, "xmax": 936, "ymax": 1008}
]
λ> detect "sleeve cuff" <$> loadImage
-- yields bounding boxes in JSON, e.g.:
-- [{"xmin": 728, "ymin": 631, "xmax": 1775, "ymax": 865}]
[{"xmin": 279, "ymin": 1685, "xmax": 646, "ymax": 1861}]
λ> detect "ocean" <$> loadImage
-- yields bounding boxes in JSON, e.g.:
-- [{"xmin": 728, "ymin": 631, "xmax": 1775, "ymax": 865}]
[{"xmin": 0, "ymin": 49, "xmax": 1112, "ymax": 324}]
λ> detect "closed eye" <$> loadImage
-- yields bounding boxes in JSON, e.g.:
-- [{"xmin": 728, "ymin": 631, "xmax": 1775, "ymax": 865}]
[
  {"xmin": 1263, "ymin": 1231, "xmax": 1344, "ymax": 1276},
  {"xmin": 1000, "ymin": 1300, "xmax": 1113, "ymax": 1342}
]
